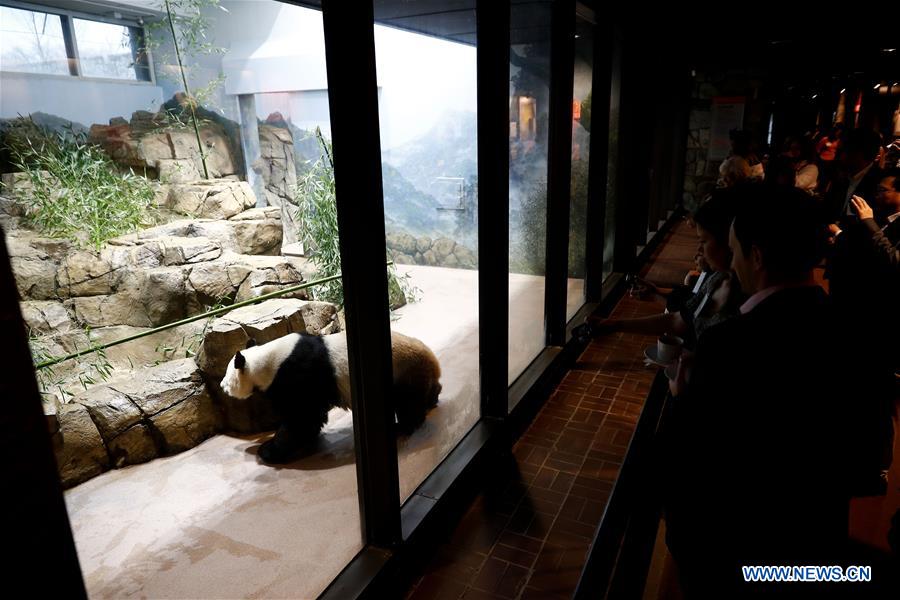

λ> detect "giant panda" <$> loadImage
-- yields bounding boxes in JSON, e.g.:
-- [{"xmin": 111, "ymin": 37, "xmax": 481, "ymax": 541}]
[{"xmin": 220, "ymin": 330, "xmax": 441, "ymax": 463}]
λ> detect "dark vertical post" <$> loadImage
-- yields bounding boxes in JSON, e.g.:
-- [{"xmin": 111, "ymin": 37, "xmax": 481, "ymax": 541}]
[
  {"xmin": 0, "ymin": 230, "xmax": 88, "ymax": 598},
  {"xmin": 613, "ymin": 30, "xmax": 651, "ymax": 273},
  {"xmin": 320, "ymin": 0, "xmax": 401, "ymax": 548},
  {"xmin": 544, "ymin": 0, "xmax": 575, "ymax": 345},
  {"xmin": 61, "ymin": 15, "xmax": 80, "ymax": 76},
  {"xmin": 476, "ymin": 0, "xmax": 510, "ymax": 419},
  {"xmin": 583, "ymin": 22, "xmax": 613, "ymax": 303}
]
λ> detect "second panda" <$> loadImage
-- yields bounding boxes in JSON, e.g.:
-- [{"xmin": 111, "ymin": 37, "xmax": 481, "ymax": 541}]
[{"xmin": 220, "ymin": 330, "xmax": 441, "ymax": 463}]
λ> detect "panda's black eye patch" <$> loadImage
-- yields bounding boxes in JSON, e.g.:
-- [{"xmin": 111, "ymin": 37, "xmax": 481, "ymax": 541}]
[{"xmin": 234, "ymin": 351, "xmax": 246, "ymax": 369}]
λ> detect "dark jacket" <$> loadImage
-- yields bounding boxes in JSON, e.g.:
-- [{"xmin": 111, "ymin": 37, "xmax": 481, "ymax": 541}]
[
  {"xmin": 664, "ymin": 286, "xmax": 884, "ymax": 593},
  {"xmin": 829, "ymin": 215, "xmax": 900, "ymax": 374}
]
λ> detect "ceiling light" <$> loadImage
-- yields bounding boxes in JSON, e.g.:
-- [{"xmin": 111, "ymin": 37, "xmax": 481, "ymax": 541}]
[{"xmin": 840, "ymin": 88, "xmax": 846, "ymax": 94}]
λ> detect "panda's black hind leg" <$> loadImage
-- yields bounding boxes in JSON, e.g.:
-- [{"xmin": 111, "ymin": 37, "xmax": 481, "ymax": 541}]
[
  {"xmin": 395, "ymin": 386, "xmax": 427, "ymax": 436},
  {"xmin": 258, "ymin": 425, "xmax": 318, "ymax": 464}
]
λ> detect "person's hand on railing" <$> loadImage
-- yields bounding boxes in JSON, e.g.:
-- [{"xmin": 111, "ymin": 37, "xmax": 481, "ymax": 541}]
[{"xmin": 627, "ymin": 275, "xmax": 659, "ymax": 300}]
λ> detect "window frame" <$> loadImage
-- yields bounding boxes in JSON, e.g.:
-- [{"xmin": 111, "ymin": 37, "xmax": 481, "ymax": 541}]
[{"xmin": 1, "ymin": 0, "xmax": 156, "ymax": 85}]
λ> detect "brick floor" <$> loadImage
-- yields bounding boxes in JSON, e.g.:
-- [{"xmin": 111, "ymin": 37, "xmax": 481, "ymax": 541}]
[{"xmin": 406, "ymin": 219, "xmax": 696, "ymax": 600}]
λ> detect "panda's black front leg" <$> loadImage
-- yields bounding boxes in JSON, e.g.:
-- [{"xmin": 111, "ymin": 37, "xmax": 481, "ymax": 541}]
[
  {"xmin": 257, "ymin": 390, "xmax": 330, "ymax": 464},
  {"xmin": 258, "ymin": 424, "xmax": 319, "ymax": 464}
]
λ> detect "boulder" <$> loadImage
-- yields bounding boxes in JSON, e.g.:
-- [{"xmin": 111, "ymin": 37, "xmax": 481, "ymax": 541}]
[
  {"xmin": 56, "ymin": 250, "xmax": 114, "ymax": 297},
  {"xmin": 395, "ymin": 232, "xmax": 418, "ymax": 255},
  {"xmin": 392, "ymin": 252, "xmax": 416, "ymax": 265},
  {"xmin": 65, "ymin": 292, "xmax": 151, "ymax": 328},
  {"xmin": 454, "ymin": 244, "xmax": 477, "ymax": 269},
  {"xmin": 227, "ymin": 207, "xmax": 282, "ymax": 255},
  {"xmin": 6, "ymin": 233, "xmax": 68, "ymax": 300},
  {"xmin": 416, "ymin": 236, "xmax": 432, "ymax": 254},
  {"xmin": 160, "ymin": 237, "xmax": 222, "ymax": 265},
  {"xmin": 442, "ymin": 253, "xmax": 461, "ymax": 268},
  {"xmin": 166, "ymin": 180, "xmax": 255, "ymax": 220},
  {"xmin": 89, "ymin": 119, "xmax": 239, "ymax": 179},
  {"xmin": 20, "ymin": 300, "xmax": 74, "ymax": 334},
  {"xmin": 142, "ymin": 266, "xmax": 201, "ymax": 326},
  {"xmin": 432, "ymin": 237, "xmax": 457, "ymax": 261},
  {"xmin": 423, "ymin": 249, "xmax": 438, "ymax": 266},
  {"xmin": 73, "ymin": 385, "xmax": 142, "ymax": 442},
  {"xmin": 234, "ymin": 257, "xmax": 306, "ymax": 302},
  {"xmin": 107, "ymin": 424, "xmax": 157, "ymax": 467},
  {"xmin": 156, "ymin": 158, "xmax": 201, "ymax": 184},
  {"xmin": 150, "ymin": 390, "xmax": 218, "ymax": 454},
  {"xmin": 54, "ymin": 403, "xmax": 109, "ymax": 489}
]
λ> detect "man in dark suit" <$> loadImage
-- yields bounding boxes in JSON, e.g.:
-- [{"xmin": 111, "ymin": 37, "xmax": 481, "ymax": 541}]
[
  {"xmin": 825, "ymin": 128, "xmax": 883, "ymax": 225},
  {"xmin": 828, "ymin": 168, "xmax": 900, "ymax": 493},
  {"xmin": 664, "ymin": 185, "xmax": 886, "ymax": 597},
  {"xmin": 830, "ymin": 168, "xmax": 900, "ymax": 352}
]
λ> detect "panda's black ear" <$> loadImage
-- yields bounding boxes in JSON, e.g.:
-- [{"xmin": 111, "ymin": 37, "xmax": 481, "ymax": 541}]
[
  {"xmin": 234, "ymin": 351, "xmax": 246, "ymax": 370},
  {"xmin": 245, "ymin": 338, "xmax": 257, "ymax": 349}
]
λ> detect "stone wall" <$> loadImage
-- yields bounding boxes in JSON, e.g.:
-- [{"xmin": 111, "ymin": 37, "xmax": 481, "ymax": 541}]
[
  {"xmin": 89, "ymin": 109, "xmax": 241, "ymax": 182},
  {"xmin": 50, "ymin": 298, "xmax": 340, "ymax": 488},
  {"xmin": 257, "ymin": 123, "xmax": 301, "ymax": 245},
  {"xmin": 386, "ymin": 232, "xmax": 477, "ymax": 269}
]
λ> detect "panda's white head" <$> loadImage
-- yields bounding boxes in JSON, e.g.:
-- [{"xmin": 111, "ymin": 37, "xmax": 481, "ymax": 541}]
[{"xmin": 220, "ymin": 338, "xmax": 258, "ymax": 399}]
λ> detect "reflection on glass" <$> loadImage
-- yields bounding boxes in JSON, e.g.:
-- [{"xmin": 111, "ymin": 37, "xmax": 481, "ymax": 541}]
[
  {"xmin": 509, "ymin": 0, "xmax": 551, "ymax": 386},
  {"xmin": 372, "ymin": 1, "xmax": 481, "ymax": 503},
  {"xmin": 0, "ymin": 6, "xmax": 69, "ymax": 75},
  {"xmin": 74, "ymin": 19, "xmax": 150, "ymax": 81},
  {"xmin": 603, "ymin": 39, "xmax": 622, "ymax": 279},
  {"xmin": 0, "ymin": 2, "xmax": 365, "ymax": 598},
  {"xmin": 566, "ymin": 15, "xmax": 593, "ymax": 322}
]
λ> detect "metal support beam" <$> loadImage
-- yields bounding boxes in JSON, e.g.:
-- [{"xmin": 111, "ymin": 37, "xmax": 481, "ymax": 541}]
[
  {"xmin": 320, "ymin": 0, "xmax": 401, "ymax": 549},
  {"xmin": 476, "ymin": 0, "xmax": 510, "ymax": 420},
  {"xmin": 583, "ymin": 21, "xmax": 614, "ymax": 303},
  {"xmin": 544, "ymin": 0, "xmax": 576, "ymax": 346}
]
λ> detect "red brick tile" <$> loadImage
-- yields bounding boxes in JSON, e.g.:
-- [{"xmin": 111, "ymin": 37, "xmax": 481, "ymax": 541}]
[
  {"xmin": 579, "ymin": 499, "xmax": 607, "ymax": 524},
  {"xmin": 498, "ymin": 531, "xmax": 544, "ymax": 554},
  {"xmin": 554, "ymin": 433, "xmax": 591, "ymax": 456},
  {"xmin": 471, "ymin": 557, "xmax": 508, "ymax": 594},
  {"xmin": 527, "ymin": 569, "xmax": 581, "ymax": 595},
  {"xmin": 520, "ymin": 585, "xmax": 569, "ymax": 600},
  {"xmin": 491, "ymin": 542, "xmax": 538, "ymax": 570},
  {"xmin": 495, "ymin": 564, "xmax": 530, "ymax": 599},
  {"xmin": 409, "ymin": 573, "xmax": 468, "ymax": 600},
  {"xmin": 543, "ymin": 457, "xmax": 580, "ymax": 475},
  {"xmin": 531, "ymin": 467, "xmax": 558, "ymax": 490},
  {"xmin": 549, "ymin": 449, "xmax": 583, "ymax": 465},
  {"xmin": 612, "ymin": 428, "xmax": 632, "ymax": 447},
  {"xmin": 524, "ymin": 510, "xmax": 556, "ymax": 540},
  {"xmin": 564, "ymin": 420, "xmax": 600, "ymax": 435},
  {"xmin": 528, "ymin": 493, "xmax": 565, "ymax": 516},
  {"xmin": 506, "ymin": 504, "xmax": 535, "ymax": 536},
  {"xmin": 551, "ymin": 516, "xmax": 596, "ymax": 540},
  {"xmin": 558, "ymin": 495, "xmax": 586, "ymax": 521},
  {"xmin": 461, "ymin": 589, "xmax": 502, "ymax": 600},
  {"xmin": 549, "ymin": 471, "xmax": 575, "ymax": 494}
]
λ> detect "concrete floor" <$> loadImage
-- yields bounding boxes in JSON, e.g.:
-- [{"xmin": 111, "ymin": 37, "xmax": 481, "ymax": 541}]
[{"xmin": 64, "ymin": 265, "xmax": 585, "ymax": 599}]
